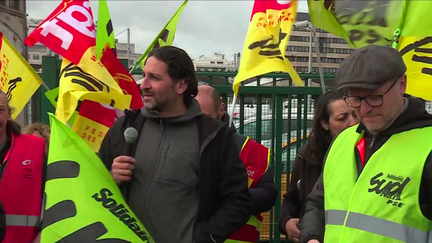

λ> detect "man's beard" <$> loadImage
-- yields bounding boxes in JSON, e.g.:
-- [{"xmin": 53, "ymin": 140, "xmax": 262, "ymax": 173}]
[{"xmin": 144, "ymin": 95, "xmax": 170, "ymax": 113}]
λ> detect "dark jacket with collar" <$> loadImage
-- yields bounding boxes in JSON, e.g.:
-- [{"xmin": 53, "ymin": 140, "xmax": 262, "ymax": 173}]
[
  {"xmin": 98, "ymin": 109, "xmax": 252, "ymax": 243},
  {"xmin": 279, "ymin": 143, "xmax": 323, "ymax": 235},
  {"xmin": 300, "ymin": 98, "xmax": 432, "ymax": 243}
]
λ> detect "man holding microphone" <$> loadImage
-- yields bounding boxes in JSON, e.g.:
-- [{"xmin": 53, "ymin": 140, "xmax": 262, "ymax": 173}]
[{"xmin": 99, "ymin": 46, "xmax": 252, "ymax": 243}]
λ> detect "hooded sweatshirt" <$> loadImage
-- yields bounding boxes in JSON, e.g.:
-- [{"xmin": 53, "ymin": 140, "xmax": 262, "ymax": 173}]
[{"xmin": 128, "ymin": 100, "xmax": 203, "ymax": 243}]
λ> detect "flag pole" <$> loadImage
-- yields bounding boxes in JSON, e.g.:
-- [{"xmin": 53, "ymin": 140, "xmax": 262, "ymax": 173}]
[
  {"xmin": 311, "ymin": 24, "xmax": 326, "ymax": 94},
  {"xmin": 392, "ymin": 0, "xmax": 408, "ymax": 50},
  {"xmin": 41, "ymin": 81, "xmax": 51, "ymax": 91},
  {"xmin": 392, "ymin": 28, "xmax": 401, "ymax": 49},
  {"xmin": 229, "ymin": 94, "xmax": 237, "ymax": 128}
]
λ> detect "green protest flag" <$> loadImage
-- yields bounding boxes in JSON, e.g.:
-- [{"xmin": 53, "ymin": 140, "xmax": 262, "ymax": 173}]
[
  {"xmin": 130, "ymin": 0, "xmax": 188, "ymax": 72},
  {"xmin": 96, "ymin": 0, "xmax": 116, "ymax": 60},
  {"xmin": 307, "ymin": 0, "xmax": 350, "ymax": 44},
  {"xmin": 45, "ymin": 87, "xmax": 59, "ymax": 109},
  {"xmin": 41, "ymin": 113, "xmax": 154, "ymax": 243},
  {"xmin": 307, "ymin": 0, "xmax": 404, "ymax": 48},
  {"xmin": 398, "ymin": 0, "xmax": 432, "ymax": 37}
]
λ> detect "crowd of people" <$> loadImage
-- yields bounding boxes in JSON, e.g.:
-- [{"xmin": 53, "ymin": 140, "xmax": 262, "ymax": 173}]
[{"xmin": 0, "ymin": 44, "xmax": 429, "ymax": 243}]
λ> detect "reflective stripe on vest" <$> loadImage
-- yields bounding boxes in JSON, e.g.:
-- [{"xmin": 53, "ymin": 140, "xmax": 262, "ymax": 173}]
[
  {"xmin": 323, "ymin": 125, "xmax": 432, "ymax": 243},
  {"xmin": 325, "ymin": 210, "xmax": 432, "ymax": 243},
  {"xmin": 246, "ymin": 214, "xmax": 262, "ymax": 229},
  {"xmin": 6, "ymin": 214, "xmax": 40, "ymax": 227}
]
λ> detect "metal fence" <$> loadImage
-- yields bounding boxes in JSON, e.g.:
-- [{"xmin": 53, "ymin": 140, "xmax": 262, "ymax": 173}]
[
  {"xmin": 196, "ymin": 71, "xmax": 326, "ymax": 243},
  {"xmin": 36, "ymin": 57, "xmax": 332, "ymax": 243},
  {"xmin": 39, "ymin": 57, "xmax": 432, "ymax": 243}
]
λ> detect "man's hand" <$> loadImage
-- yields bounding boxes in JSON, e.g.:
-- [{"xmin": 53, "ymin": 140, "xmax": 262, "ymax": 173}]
[
  {"xmin": 285, "ymin": 218, "xmax": 300, "ymax": 243},
  {"xmin": 307, "ymin": 240, "xmax": 320, "ymax": 243},
  {"xmin": 111, "ymin": 156, "xmax": 135, "ymax": 184}
]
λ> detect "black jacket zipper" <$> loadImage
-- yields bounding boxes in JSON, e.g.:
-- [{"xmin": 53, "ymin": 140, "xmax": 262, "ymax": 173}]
[{"xmin": 369, "ymin": 135, "xmax": 376, "ymax": 149}]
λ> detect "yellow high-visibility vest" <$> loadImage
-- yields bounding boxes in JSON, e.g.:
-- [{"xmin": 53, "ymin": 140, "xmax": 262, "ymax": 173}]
[{"xmin": 324, "ymin": 125, "xmax": 432, "ymax": 243}]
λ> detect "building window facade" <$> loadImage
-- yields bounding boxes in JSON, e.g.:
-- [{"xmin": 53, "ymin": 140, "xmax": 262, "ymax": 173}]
[
  {"xmin": 8, "ymin": 0, "xmax": 19, "ymax": 10},
  {"xmin": 290, "ymin": 36, "xmax": 310, "ymax": 42}
]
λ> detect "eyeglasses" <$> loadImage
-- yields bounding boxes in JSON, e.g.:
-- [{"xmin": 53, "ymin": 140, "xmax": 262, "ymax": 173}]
[{"xmin": 343, "ymin": 79, "xmax": 398, "ymax": 108}]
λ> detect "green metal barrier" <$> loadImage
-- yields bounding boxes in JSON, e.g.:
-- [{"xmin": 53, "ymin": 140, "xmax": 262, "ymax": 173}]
[
  {"xmin": 190, "ymin": 71, "xmax": 327, "ymax": 243},
  {"xmin": 41, "ymin": 56, "xmax": 336, "ymax": 243},
  {"xmin": 37, "ymin": 56, "xmax": 62, "ymax": 124}
]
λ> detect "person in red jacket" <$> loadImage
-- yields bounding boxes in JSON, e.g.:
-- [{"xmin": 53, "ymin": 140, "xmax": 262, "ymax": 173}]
[
  {"xmin": 195, "ymin": 85, "xmax": 277, "ymax": 243},
  {"xmin": 0, "ymin": 90, "xmax": 46, "ymax": 243}
]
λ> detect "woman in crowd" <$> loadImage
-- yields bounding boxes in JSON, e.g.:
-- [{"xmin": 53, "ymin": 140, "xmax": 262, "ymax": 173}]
[
  {"xmin": 23, "ymin": 123, "xmax": 50, "ymax": 154},
  {"xmin": 279, "ymin": 90, "xmax": 359, "ymax": 242}
]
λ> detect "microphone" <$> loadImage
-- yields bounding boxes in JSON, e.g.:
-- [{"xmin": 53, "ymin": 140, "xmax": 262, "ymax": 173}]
[
  {"xmin": 122, "ymin": 127, "xmax": 138, "ymax": 201},
  {"xmin": 124, "ymin": 127, "xmax": 138, "ymax": 156}
]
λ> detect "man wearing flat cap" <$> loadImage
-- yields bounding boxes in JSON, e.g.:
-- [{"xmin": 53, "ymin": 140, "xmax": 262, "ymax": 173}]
[{"xmin": 299, "ymin": 45, "xmax": 432, "ymax": 243}]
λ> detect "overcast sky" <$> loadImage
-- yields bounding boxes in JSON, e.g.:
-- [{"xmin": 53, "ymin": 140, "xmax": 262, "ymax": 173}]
[{"xmin": 26, "ymin": 0, "xmax": 309, "ymax": 60}]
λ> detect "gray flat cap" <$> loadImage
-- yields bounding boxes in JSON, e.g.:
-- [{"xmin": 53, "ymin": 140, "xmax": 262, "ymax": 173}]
[{"xmin": 336, "ymin": 45, "xmax": 406, "ymax": 90}]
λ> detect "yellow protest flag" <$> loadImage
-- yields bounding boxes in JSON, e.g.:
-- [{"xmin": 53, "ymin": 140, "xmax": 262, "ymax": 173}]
[
  {"xmin": 398, "ymin": 36, "xmax": 432, "ymax": 101},
  {"xmin": 71, "ymin": 115, "xmax": 110, "ymax": 152},
  {"xmin": 47, "ymin": 87, "xmax": 118, "ymax": 152},
  {"xmin": 42, "ymin": 113, "xmax": 154, "ymax": 242},
  {"xmin": 0, "ymin": 32, "xmax": 42, "ymax": 119},
  {"xmin": 234, "ymin": 0, "xmax": 303, "ymax": 95},
  {"xmin": 71, "ymin": 100, "xmax": 117, "ymax": 152},
  {"xmin": 45, "ymin": 87, "xmax": 79, "ymax": 126},
  {"xmin": 392, "ymin": 1, "xmax": 432, "ymax": 101},
  {"xmin": 56, "ymin": 46, "xmax": 131, "ymax": 124}
]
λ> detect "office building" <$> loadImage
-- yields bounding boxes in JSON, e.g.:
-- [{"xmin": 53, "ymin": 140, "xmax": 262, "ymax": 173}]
[
  {"xmin": 193, "ymin": 52, "xmax": 237, "ymax": 72},
  {"xmin": 286, "ymin": 12, "xmax": 355, "ymax": 87},
  {"xmin": 115, "ymin": 42, "xmax": 141, "ymax": 69}
]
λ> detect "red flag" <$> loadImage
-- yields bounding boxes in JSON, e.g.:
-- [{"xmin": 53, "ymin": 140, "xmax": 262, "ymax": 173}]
[
  {"xmin": 24, "ymin": 0, "xmax": 142, "ymax": 111},
  {"xmin": 24, "ymin": 0, "xmax": 96, "ymax": 65},
  {"xmin": 101, "ymin": 47, "xmax": 143, "ymax": 110},
  {"xmin": 24, "ymin": 0, "xmax": 142, "ymax": 152},
  {"xmin": 73, "ymin": 100, "xmax": 117, "ymax": 151},
  {"xmin": 25, "ymin": 0, "xmax": 142, "ymax": 111}
]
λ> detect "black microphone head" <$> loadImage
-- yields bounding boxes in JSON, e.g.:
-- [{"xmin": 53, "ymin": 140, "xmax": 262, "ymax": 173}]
[{"xmin": 124, "ymin": 127, "xmax": 138, "ymax": 144}]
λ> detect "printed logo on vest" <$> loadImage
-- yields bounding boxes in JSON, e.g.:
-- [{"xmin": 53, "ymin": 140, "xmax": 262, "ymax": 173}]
[
  {"xmin": 22, "ymin": 160, "xmax": 34, "ymax": 178},
  {"xmin": 22, "ymin": 159, "xmax": 32, "ymax": 165},
  {"xmin": 246, "ymin": 166, "xmax": 255, "ymax": 178},
  {"xmin": 368, "ymin": 172, "xmax": 410, "ymax": 208}
]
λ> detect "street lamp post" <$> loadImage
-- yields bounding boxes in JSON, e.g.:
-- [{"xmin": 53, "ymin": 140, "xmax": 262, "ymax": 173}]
[
  {"xmin": 115, "ymin": 28, "xmax": 132, "ymax": 69},
  {"xmin": 293, "ymin": 20, "xmax": 326, "ymax": 94},
  {"xmin": 308, "ymin": 28, "xmax": 313, "ymax": 88}
]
